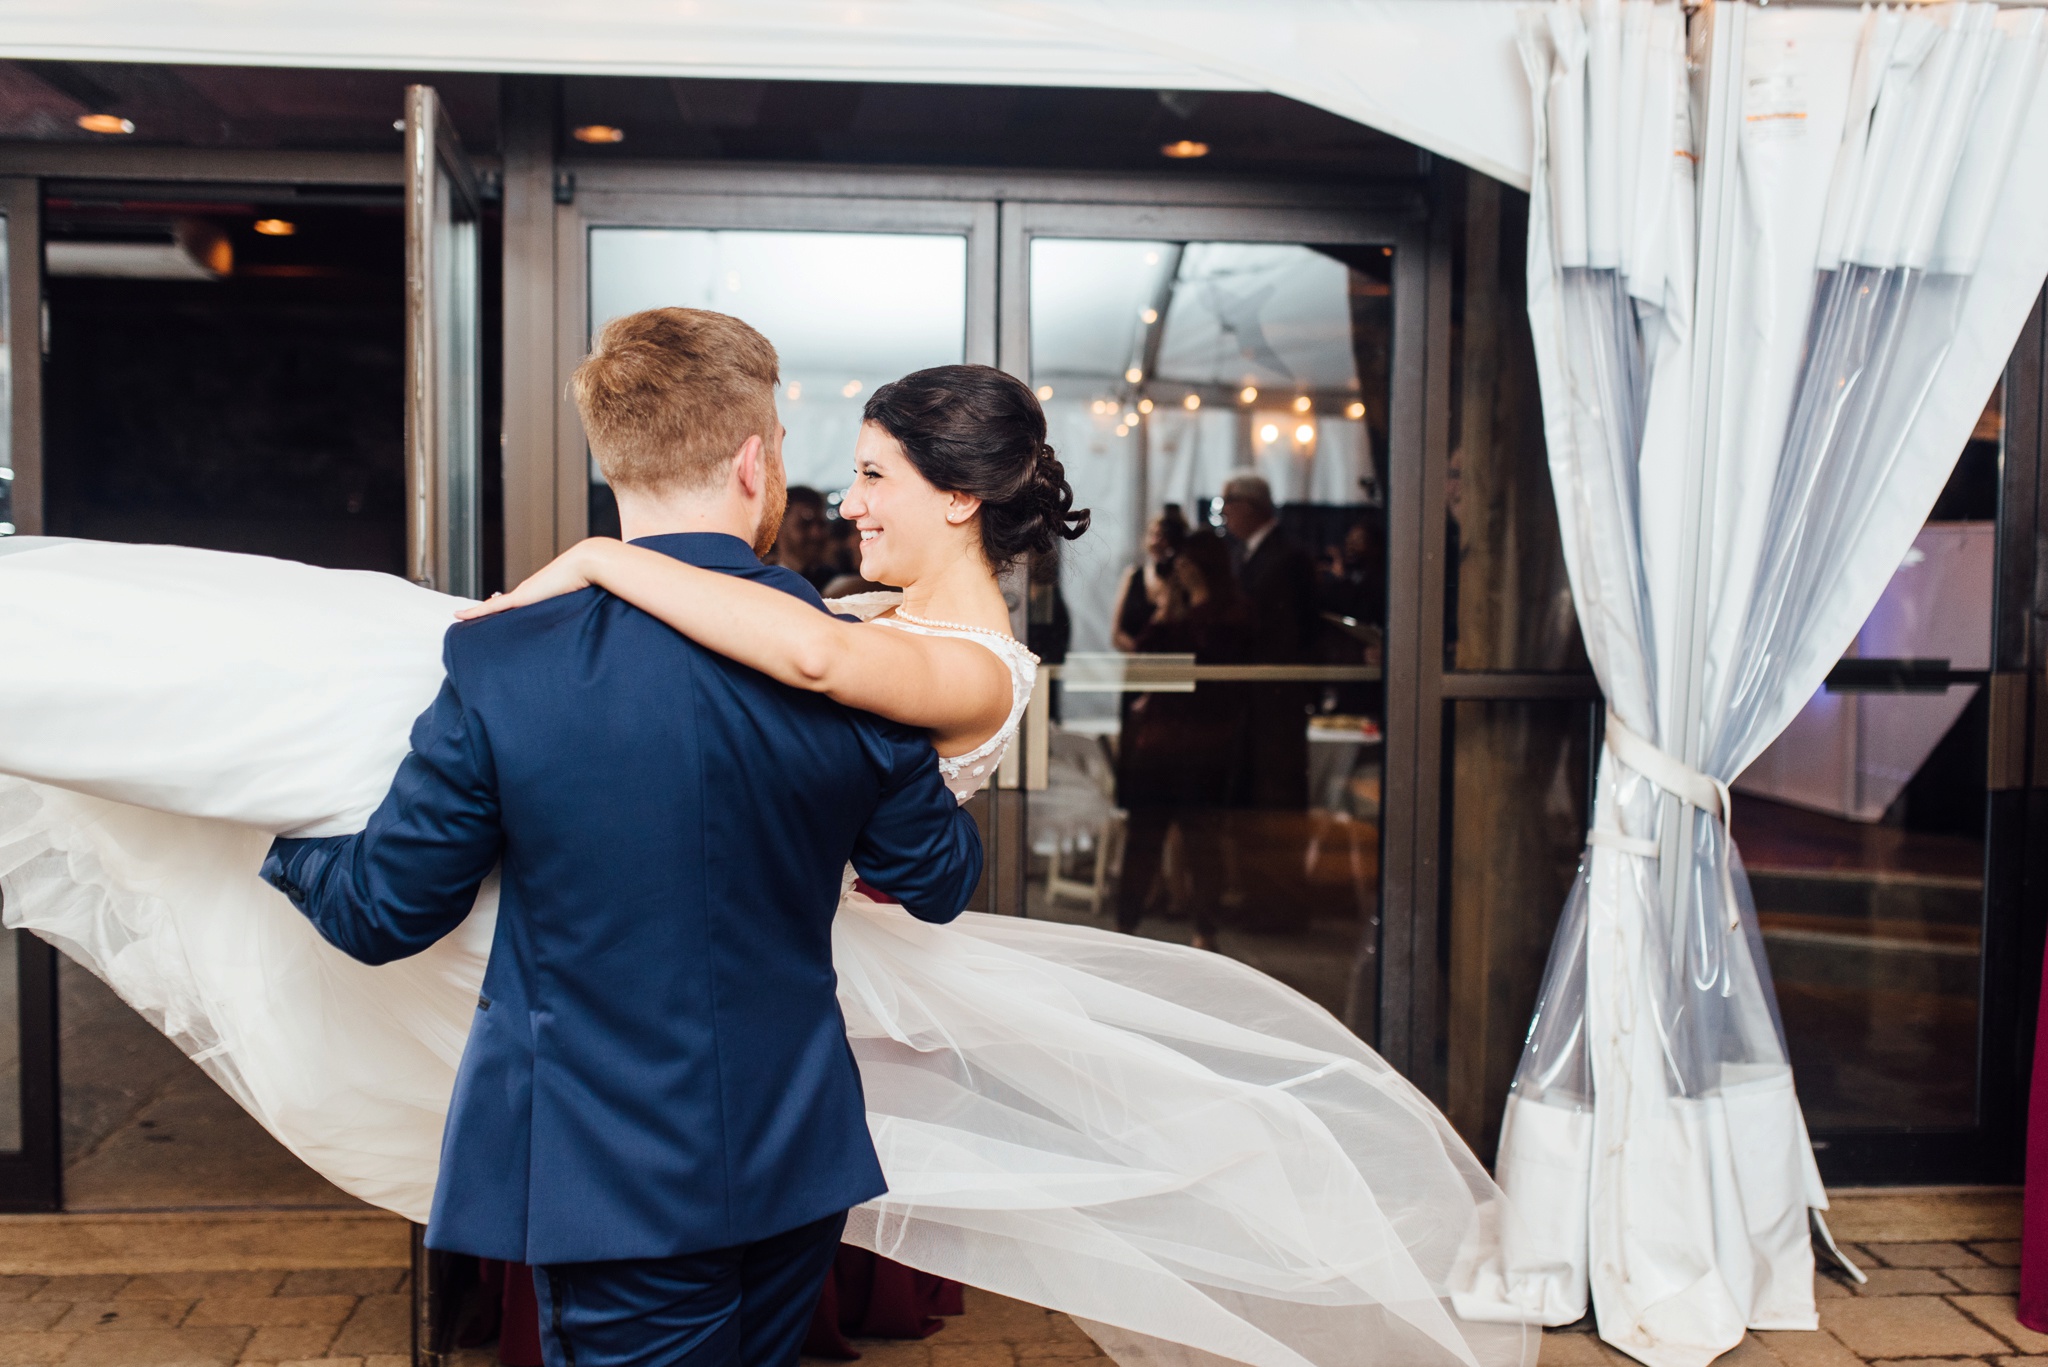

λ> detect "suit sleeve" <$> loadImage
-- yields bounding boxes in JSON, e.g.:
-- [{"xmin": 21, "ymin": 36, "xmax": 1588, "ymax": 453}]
[
  {"xmin": 261, "ymin": 668, "xmax": 504, "ymax": 966},
  {"xmin": 849, "ymin": 728, "xmax": 984, "ymax": 925}
]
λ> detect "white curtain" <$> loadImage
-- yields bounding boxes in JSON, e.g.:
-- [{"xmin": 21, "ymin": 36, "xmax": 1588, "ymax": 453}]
[{"xmin": 1456, "ymin": 5, "xmax": 2048, "ymax": 1366}]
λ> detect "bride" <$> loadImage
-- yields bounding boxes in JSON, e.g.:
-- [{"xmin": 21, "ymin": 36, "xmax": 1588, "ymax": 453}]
[{"xmin": 0, "ymin": 347, "xmax": 1535, "ymax": 1367}]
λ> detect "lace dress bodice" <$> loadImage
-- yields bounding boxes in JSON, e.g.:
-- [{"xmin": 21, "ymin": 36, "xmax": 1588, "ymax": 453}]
[{"xmin": 830, "ymin": 591, "xmax": 1038, "ymax": 803}]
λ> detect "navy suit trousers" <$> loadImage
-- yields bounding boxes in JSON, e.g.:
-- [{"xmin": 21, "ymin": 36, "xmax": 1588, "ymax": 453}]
[{"xmin": 533, "ymin": 1211, "xmax": 848, "ymax": 1367}]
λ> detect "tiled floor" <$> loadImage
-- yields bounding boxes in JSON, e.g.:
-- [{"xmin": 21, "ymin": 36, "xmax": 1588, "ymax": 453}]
[{"xmin": 0, "ymin": 1190, "xmax": 2035, "ymax": 1367}]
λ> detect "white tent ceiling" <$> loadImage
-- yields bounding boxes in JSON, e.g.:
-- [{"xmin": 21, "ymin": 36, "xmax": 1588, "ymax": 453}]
[{"xmin": 0, "ymin": 0, "xmax": 1536, "ymax": 188}]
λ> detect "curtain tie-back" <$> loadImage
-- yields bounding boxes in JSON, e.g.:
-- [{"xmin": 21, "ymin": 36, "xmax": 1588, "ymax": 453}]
[{"xmin": 1592, "ymin": 712, "xmax": 1742, "ymax": 931}]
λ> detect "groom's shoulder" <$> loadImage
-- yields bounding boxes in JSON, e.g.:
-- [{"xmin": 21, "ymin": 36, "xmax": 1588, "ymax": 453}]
[{"xmin": 442, "ymin": 587, "xmax": 604, "ymax": 664}]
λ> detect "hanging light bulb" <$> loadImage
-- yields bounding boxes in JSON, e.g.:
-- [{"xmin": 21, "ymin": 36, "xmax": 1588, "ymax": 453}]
[
  {"xmin": 1239, "ymin": 386, "xmax": 1258, "ymax": 404},
  {"xmin": 1183, "ymin": 394, "xmax": 1201, "ymax": 411},
  {"xmin": 1037, "ymin": 385, "xmax": 1054, "ymax": 401},
  {"xmin": 1258, "ymin": 423, "xmax": 1280, "ymax": 444},
  {"xmin": 1346, "ymin": 401, "xmax": 1366, "ymax": 419},
  {"xmin": 1140, "ymin": 308, "xmax": 1159, "ymax": 325},
  {"xmin": 1293, "ymin": 395, "xmax": 1312, "ymax": 414},
  {"xmin": 1137, "ymin": 398, "xmax": 1154, "ymax": 414},
  {"xmin": 1125, "ymin": 367, "xmax": 1143, "ymax": 384},
  {"xmin": 1295, "ymin": 423, "xmax": 1316, "ymax": 444}
]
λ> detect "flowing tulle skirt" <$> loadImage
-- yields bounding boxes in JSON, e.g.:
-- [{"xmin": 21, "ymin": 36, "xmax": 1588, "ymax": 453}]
[{"xmin": 0, "ymin": 539, "xmax": 1536, "ymax": 1367}]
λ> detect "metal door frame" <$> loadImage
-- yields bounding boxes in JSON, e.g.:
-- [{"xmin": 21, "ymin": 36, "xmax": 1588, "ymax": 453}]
[{"xmin": 0, "ymin": 174, "xmax": 58, "ymax": 1211}]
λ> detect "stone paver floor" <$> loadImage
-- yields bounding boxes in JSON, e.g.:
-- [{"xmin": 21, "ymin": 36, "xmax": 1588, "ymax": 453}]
[{"xmin": 2, "ymin": 1192, "xmax": 2039, "ymax": 1366}]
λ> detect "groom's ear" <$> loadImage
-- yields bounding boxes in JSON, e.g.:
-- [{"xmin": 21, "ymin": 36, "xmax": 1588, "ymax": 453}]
[{"xmin": 732, "ymin": 434, "xmax": 766, "ymax": 497}]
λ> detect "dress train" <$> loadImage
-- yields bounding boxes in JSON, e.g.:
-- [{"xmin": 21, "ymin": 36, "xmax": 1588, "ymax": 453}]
[{"xmin": 0, "ymin": 538, "xmax": 1536, "ymax": 1367}]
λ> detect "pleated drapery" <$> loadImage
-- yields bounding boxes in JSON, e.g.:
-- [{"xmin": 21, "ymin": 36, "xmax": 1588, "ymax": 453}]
[{"xmin": 1455, "ymin": 6, "xmax": 2048, "ymax": 1366}]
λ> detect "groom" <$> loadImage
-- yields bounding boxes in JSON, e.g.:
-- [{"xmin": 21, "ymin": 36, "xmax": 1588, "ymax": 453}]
[{"xmin": 261, "ymin": 308, "xmax": 984, "ymax": 1367}]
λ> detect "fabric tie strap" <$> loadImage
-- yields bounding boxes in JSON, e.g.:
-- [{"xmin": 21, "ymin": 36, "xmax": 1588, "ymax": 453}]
[{"xmin": 1589, "ymin": 711, "xmax": 1742, "ymax": 932}]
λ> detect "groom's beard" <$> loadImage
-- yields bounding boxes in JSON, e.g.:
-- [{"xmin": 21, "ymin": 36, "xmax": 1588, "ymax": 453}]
[{"xmin": 753, "ymin": 446, "xmax": 788, "ymax": 559}]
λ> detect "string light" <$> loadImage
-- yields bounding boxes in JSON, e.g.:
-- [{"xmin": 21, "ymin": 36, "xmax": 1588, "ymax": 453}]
[
  {"xmin": 1140, "ymin": 308, "xmax": 1159, "ymax": 324},
  {"xmin": 1036, "ymin": 385, "xmax": 1054, "ymax": 400},
  {"xmin": 841, "ymin": 380, "xmax": 862, "ymax": 398},
  {"xmin": 1125, "ymin": 367, "xmax": 1143, "ymax": 384},
  {"xmin": 1346, "ymin": 401, "xmax": 1366, "ymax": 419},
  {"xmin": 1293, "ymin": 395, "xmax": 1312, "ymax": 413},
  {"xmin": 1259, "ymin": 423, "xmax": 1280, "ymax": 443},
  {"xmin": 1239, "ymin": 386, "xmax": 1258, "ymax": 404},
  {"xmin": 786, "ymin": 382, "xmax": 802, "ymax": 401},
  {"xmin": 1183, "ymin": 394, "xmax": 1201, "ymax": 410},
  {"xmin": 1295, "ymin": 423, "xmax": 1316, "ymax": 444},
  {"xmin": 1137, "ymin": 398, "xmax": 1154, "ymax": 414}
]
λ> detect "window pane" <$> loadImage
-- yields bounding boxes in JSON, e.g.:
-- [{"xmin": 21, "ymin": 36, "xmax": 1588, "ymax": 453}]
[
  {"xmin": 1025, "ymin": 236, "xmax": 1392, "ymax": 1038},
  {"xmin": 586, "ymin": 228, "xmax": 967, "ymax": 508},
  {"xmin": 1732, "ymin": 385, "xmax": 2000, "ymax": 1132}
]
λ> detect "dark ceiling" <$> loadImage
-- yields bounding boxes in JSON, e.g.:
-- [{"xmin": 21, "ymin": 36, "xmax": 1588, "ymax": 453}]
[{"xmin": 0, "ymin": 61, "xmax": 1425, "ymax": 181}]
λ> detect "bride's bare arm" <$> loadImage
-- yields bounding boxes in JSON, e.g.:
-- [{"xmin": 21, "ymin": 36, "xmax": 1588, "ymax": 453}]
[{"xmin": 457, "ymin": 539, "xmax": 1013, "ymax": 753}]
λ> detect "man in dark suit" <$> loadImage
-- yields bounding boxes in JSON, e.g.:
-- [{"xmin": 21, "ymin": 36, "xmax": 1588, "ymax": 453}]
[
  {"xmin": 262, "ymin": 309, "xmax": 982, "ymax": 1367},
  {"xmin": 1221, "ymin": 473, "xmax": 1317, "ymax": 810}
]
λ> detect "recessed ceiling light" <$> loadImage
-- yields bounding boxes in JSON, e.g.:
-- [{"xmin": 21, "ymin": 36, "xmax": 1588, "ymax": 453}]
[
  {"xmin": 77, "ymin": 114, "xmax": 134, "ymax": 135},
  {"xmin": 1161, "ymin": 140, "xmax": 1209, "ymax": 159},
  {"xmin": 253, "ymin": 219, "xmax": 296, "ymax": 237},
  {"xmin": 573, "ymin": 124, "xmax": 626, "ymax": 144}
]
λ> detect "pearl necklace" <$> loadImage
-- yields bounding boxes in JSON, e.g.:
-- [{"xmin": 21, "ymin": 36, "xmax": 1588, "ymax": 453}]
[{"xmin": 891, "ymin": 607, "xmax": 1009, "ymax": 641}]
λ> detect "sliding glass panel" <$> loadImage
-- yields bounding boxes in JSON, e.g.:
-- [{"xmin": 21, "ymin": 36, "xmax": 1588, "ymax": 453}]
[
  {"xmin": 1733, "ymin": 386, "xmax": 2001, "ymax": 1133},
  {"xmin": 586, "ymin": 228, "xmax": 968, "ymax": 554},
  {"xmin": 1025, "ymin": 236, "xmax": 1392, "ymax": 1036}
]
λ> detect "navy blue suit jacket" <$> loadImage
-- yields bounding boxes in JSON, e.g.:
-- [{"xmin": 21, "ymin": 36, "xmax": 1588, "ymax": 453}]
[{"xmin": 262, "ymin": 533, "xmax": 983, "ymax": 1266}]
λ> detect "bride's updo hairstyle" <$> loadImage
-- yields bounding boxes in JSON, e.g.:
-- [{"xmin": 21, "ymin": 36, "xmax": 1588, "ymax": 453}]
[{"xmin": 862, "ymin": 365, "xmax": 1090, "ymax": 566}]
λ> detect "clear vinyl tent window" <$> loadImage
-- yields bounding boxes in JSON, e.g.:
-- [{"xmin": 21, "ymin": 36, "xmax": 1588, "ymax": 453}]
[
  {"xmin": 1731, "ymin": 383, "xmax": 2002, "ymax": 1134},
  {"xmin": 585, "ymin": 228, "xmax": 969, "ymax": 507},
  {"xmin": 1025, "ymin": 235, "xmax": 1393, "ymax": 1037}
]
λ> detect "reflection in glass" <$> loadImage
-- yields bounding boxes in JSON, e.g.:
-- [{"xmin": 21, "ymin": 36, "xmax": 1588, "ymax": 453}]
[
  {"xmin": 1025, "ymin": 237, "xmax": 1392, "ymax": 1038},
  {"xmin": 587, "ymin": 229, "xmax": 968, "ymax": 501},
  {"xmin": 0, "ymin": 929, "xmax": 17, "ymax": 1151},
  {"xmin": 1733, "ymin": 388, "xmax": 2000, "ymax": 1131}
]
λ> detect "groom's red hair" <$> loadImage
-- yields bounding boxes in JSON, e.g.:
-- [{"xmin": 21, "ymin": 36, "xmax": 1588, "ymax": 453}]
[{"xmin": 574, "ymin": 308, "xmax": 781, "ymax": 494}]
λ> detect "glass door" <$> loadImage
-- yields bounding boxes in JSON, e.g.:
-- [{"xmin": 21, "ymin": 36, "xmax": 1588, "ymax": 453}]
[
  {"xmin": 0, "ymin": 173, "xmax": 60, "ymax": 1211},
  {"xmin": 404, "ymin": 84, "xmax": 485, "ymax": 599},
  {"xmin": 1002, "ymin": 202, "xmax": 1423, "ymax": 1047}
]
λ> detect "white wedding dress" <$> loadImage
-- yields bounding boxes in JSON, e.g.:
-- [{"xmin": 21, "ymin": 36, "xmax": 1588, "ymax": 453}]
[{"xmin": 0, "ymin": 537, "xmax": 1537, "ymax": 1367}]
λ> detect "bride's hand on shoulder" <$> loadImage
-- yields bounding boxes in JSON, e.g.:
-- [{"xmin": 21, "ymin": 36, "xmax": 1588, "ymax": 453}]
[{"xmin": 455, "ymin": 539, "xmax": 622, "ymax": 620}]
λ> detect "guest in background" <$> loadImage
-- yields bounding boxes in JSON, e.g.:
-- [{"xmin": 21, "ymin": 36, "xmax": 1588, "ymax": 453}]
[
  {"xmin": 770, "ymin": 485, "xmax": 836, "ymax": 592},
  {"xmin": 1220, "ymin": 474, "xmax": 1316, "ymax": 804},
  {"xmin": 1115, "ymin": 530, "xmax": 1251, "ymax": 951},
  {"xmin": 1219, "ymin": 474, "xmax": 1318, "ymax": 932},
  {"xmin": 1111, "ymin": 504, "xmax": 1190, "ymax": 653}
]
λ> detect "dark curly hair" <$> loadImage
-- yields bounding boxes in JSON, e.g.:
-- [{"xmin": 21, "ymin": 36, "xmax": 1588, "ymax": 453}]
[{"xmin": 862, "ymin": 364, "xmax": 1090, "ymax": 566}]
